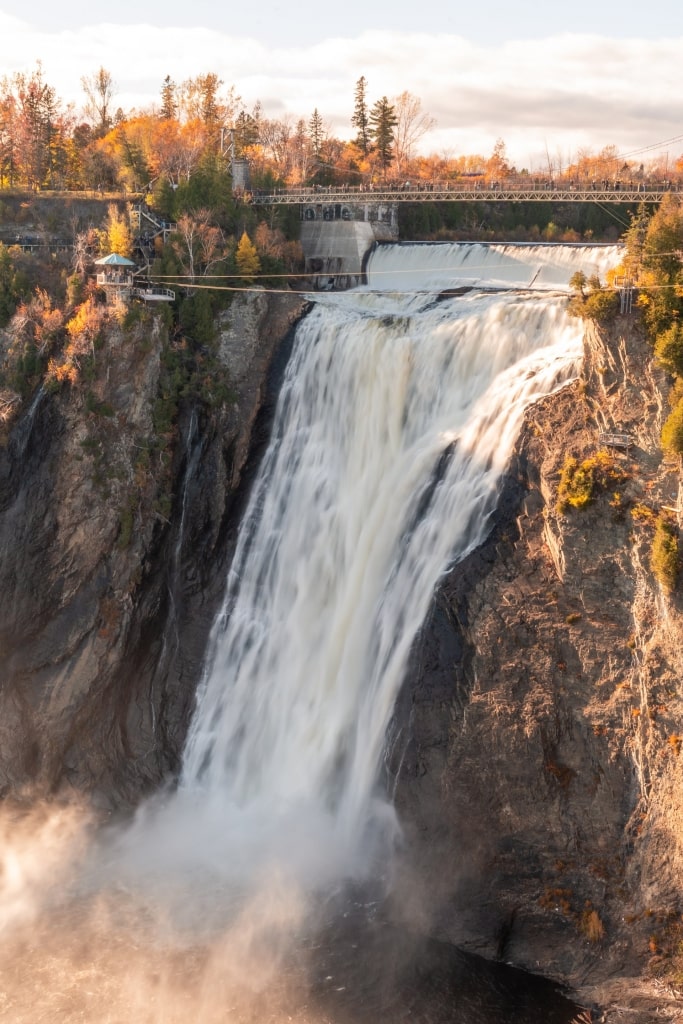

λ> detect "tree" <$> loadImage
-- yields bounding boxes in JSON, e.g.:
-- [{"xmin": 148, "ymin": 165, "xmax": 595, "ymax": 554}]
[
  {"xmin": 369, "ymin": 96, "xmax": 398, "ymax": 178},
  {"xmin": 291, "ymin": 118, "xmax": 313, "ymax": 184},
  {"xmin": 309, "ymin": 109, "xmax": 324, "ymax": 160},
  {"xmin": 651, "ymin": 513, "xmax": 680, "ymax": 591},
  {"xmin": 81, "ymin": 67, "xmax": 115, "ymax": 136},
  {"xmin": 171, "ymin": 209, "xmax": 225, "ymax": 286},
  {"xmin": 569, "ymin": 271, "xmax": 587, "ymax": 296},
  {"xmin": 234, "ymin": 108, "xmax": 260, "ymax": 155},
  {"xmin": 621, "ymin": 203, "xmax": 650, "ymax": 284},
  {"xmin": 259, "ymin": 116, "xmax": 294, "ymax": 179},
  {"xmin": 0, "ymin": 244, "xmax": 25, "ymax": 326},
  {"xmin": 487, "ymin": 137, "xmax": 512, "ymax": 179},
  {"xmin": 0, "ymin": 82, "xmax": 18, "ymax": 187},
  {"xmin": 103, "ymin": 203, "xmax": 133, "ymax": 258},
  {"xmin": 662, "ymin": 399, "xmax": 683, "ymax": 458},
  {"xmin": 159, "ymin": 76, "xmax": 177, "ymax": 121},
  {"xmin": 12, "ymin": 64, "xmax": 69, "ymax": 188},
  {"xmin": 178, "ymin": 75, "xmax": 242, "ymax": 149},
  {"xmin": 643, "ymin": 193, "xmax": 683, "ymax": 285},
  {"xmin": 235, "ymin": 231, "xmax": 260, "ymax": 279},
  {"xmin": 393, "ymin": 91, "xmax": 435, "ymax": 175},
  {"xmin": 655, "ymin": 324, "xmax": 683, "ymax": 377},
  {"xmin": 351, "ymin": 76, "xmax": 370, "ymax": 157}
]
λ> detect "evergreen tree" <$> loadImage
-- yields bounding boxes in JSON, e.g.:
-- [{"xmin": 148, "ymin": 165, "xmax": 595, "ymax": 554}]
[
  {"xmin": 369, "ymin": 96, "xmax": 397, "ymax": 178},
  {"xmin": 160, "ymin": 75, "xmax": 177, "ymax": 120},
  {"xmin": 234, "ymin": 109, "xmax": 260, "ymax": 154},
  {"xmin": 351, "ymin": 75, "xmax": 370, "ymax": 157},
  {"xmin": 309, "ymin": 108, "xmax": 324, "ymax": 159},
  {"xmin": 0, "ymin": 244, "xmax": 22, "ymax": 326},
  {"xmin": 622, "ymin": 203, "xmax": 650, "ymax": 281}
]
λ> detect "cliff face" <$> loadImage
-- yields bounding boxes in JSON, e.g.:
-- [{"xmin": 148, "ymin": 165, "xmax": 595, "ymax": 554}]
[
  {"xmin": 392, "ymin": 314, "xmax": 683, "ymax": 1020},
  {"xmin": 0, "ymin": 290, "xmax": 307, "ymax": 803}
]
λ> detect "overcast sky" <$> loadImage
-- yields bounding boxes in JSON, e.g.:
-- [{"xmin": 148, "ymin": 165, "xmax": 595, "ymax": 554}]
[{"xmin": 0, "ymin": 0, "xmax": 681, "ymax": 171}]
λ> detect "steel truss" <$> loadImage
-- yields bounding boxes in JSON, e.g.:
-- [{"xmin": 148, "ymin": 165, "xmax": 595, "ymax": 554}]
[{"xmin": 248, "ymin": 187, "xmax": 674, "ymax": 206}]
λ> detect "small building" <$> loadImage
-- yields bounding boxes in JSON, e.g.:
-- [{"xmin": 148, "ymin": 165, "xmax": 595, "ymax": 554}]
[
  {"xmin": 95, "ymin": 253, "xmax": 136, "ymax": 303},
  {"xmin": 94, "ymin": 253, "xmax": 174, "ymax": 305}
]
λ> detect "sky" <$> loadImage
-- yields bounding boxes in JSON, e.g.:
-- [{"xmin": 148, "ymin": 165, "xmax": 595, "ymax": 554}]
[{"xmin": 0, "ymin": 0, "xmax": 682, "ymax": 171}]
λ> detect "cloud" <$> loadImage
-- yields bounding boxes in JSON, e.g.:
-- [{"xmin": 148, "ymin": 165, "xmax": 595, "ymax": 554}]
[{"xmin": 0, "ymin": 17, "xmax": 681, "ymax": 166}]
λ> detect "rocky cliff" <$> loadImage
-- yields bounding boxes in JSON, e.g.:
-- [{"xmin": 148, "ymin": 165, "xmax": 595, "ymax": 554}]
[
  {"xmin": 392, "ymin": 313, "xmax": 683, "ymax": 1021},
  {"xmin": 0, "ymin": 289, "xmax": 307, "ymax": 803}
]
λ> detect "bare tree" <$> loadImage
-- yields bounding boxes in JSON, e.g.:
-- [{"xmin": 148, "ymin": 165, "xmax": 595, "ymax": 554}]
[
  {"xmin": 392, "ymin": 91, "xmax": 436, "ymax": 175},
  {"xmin": 171, "ymin": 209, "xmax": 225, "ymax": 289},
  {"xmin": 81, "ymin": 67, "xmax": 115, "ymax": 136}
]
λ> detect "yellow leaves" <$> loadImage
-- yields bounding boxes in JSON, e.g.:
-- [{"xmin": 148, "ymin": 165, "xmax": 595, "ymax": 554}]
[
  {"xmin": 104, "ymin": 203, "xmax": 134, "ymax": 259},
  {"xmin": 235, "ymin": 230, "xmax": 260, "ymax": 279},
  {"xmin": 46, "ymin": 298, "xmax": 107, "ymax": 389},
  {"xmin": 66, "ymin": 297, "xmax": 101, "ymax": 341},
  {"xmin": 46, "ymin": 357, "xmax": 79, "ymax": 386}
]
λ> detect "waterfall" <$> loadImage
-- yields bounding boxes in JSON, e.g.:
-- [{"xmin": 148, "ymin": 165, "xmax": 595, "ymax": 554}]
[
  {"xmin": 0, "ymin": 243, "xmax": 614, "ymax": 1023},
  {"xmin": 172, "ymin": 243, "xmax": 609, "ymax": 890}
]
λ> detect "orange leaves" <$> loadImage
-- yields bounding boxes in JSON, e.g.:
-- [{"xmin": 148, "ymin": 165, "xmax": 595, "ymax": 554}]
[{"xmin": 9, "ymin": 288, "xmax": 64, "ymax": 356}]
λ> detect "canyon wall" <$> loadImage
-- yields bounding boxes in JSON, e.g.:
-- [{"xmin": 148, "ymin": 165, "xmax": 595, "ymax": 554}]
[
  {"xmin": 0, "ymin": 290, "xmax": 307, "ymax": 802},
  {"xmin": 391, "ymin": 314, "xmax": 683, "ymax": 1019}
]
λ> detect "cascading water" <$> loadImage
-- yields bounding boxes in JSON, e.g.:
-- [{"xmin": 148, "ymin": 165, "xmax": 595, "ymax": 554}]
[
  {"xmin": 171, "ymin": 242, "xmax": 610, "ymax": 886},
  {"xmin": 0, "ymin": 242, "xmax": 620, "ymax": 1023}
]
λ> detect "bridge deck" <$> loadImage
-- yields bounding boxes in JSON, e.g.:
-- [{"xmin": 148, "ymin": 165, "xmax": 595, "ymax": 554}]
[{"xmin": 248, "ymin": 185, "xmax": 677, "ymax": 206}]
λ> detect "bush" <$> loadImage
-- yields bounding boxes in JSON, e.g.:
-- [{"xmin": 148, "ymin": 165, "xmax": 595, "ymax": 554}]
[
  {"xmin": 651, "ymin": 515, "xmax": 680, "ymax": 592},
  {"xmin": 654, "ymin": 323, "xmax": 683, "ymax": 377},
  {"xmin": 661, "ymin": 398, "xmax": 683, "ymax": 456},
  {"xmin": 583, "ymin": 287, "xmax": 620, "ymax": 326},
  {"xmin": 557, "ymin": 450, "xmax": 627, "ymax": 512}
]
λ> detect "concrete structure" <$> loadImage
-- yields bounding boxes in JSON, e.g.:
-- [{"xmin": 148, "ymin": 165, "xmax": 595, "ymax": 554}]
[{"xmin": 299, "ymin": 201, "xmax": 398, "ymax": 289}]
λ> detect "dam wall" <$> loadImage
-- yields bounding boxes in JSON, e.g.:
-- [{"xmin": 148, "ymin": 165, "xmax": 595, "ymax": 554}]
[{"xmin": 299, "ymin": 201, "xmax": 398, "ymax": 288}]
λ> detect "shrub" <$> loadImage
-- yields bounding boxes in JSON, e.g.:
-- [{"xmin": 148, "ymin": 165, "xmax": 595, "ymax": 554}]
[
  {"xmin": 557, "ymin": 450, "xmax": 627, "ymax": 512},
  {"xmin": 654, "ymin": 323, "xmax": 683, "ymax": 377},
  {"xmin": 583, "ymin": 287, "xmax": 620, "ymax": 326},
  {"xmin": 651, "ymin": 515, "xmax": 680, "ymax": 592},
  {"xmin": 631, "ymin": 502, "xmax": 656, "ymax": 525},
  {"xmin": 661, "ymin": 398, "xmax": 683, "ymax": 456}
]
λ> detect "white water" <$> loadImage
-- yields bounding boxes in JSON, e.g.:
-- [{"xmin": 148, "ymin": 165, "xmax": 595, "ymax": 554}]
[
  {"xmin": 173, "ymin": 242, "xmax": 606, "ymax": 891},
  {"xmin": 365, "ymin": 240, "xmax": 622, "ymax": 293}
]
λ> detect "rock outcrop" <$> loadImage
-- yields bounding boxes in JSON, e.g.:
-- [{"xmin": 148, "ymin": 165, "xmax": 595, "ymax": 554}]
[
  {"xmin": 392, "ymin": 314, "xmax": 683, "ymax": 1021},
  {"xmin": 0, "ymin": 290, "xmax": 307, "ymax": 803}
]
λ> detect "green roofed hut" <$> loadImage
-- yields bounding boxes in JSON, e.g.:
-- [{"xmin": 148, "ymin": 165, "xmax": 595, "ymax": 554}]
[{"xmin": 94, "ymin": 253, "xmax": 174, "ymax": 305}]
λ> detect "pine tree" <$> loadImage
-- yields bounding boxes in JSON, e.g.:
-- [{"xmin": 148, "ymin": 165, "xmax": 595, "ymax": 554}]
[
  {"xmin": 351, "ymin": 76, "xmax": 370, "ymax": 157},
  {"xmin": 235, "ymin": 231, "xmax": 260, "ymax": 279},
  {"xmin": 309, "ymin": 108, "xmax": 324, "ymax": 159},
  {"xmin": 160, "ymin": 75, "xmax": 177, "ymax": 120},
  {"xmin": 369, "ymin": 96, "xmax": 397, "ymax": 178}
]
